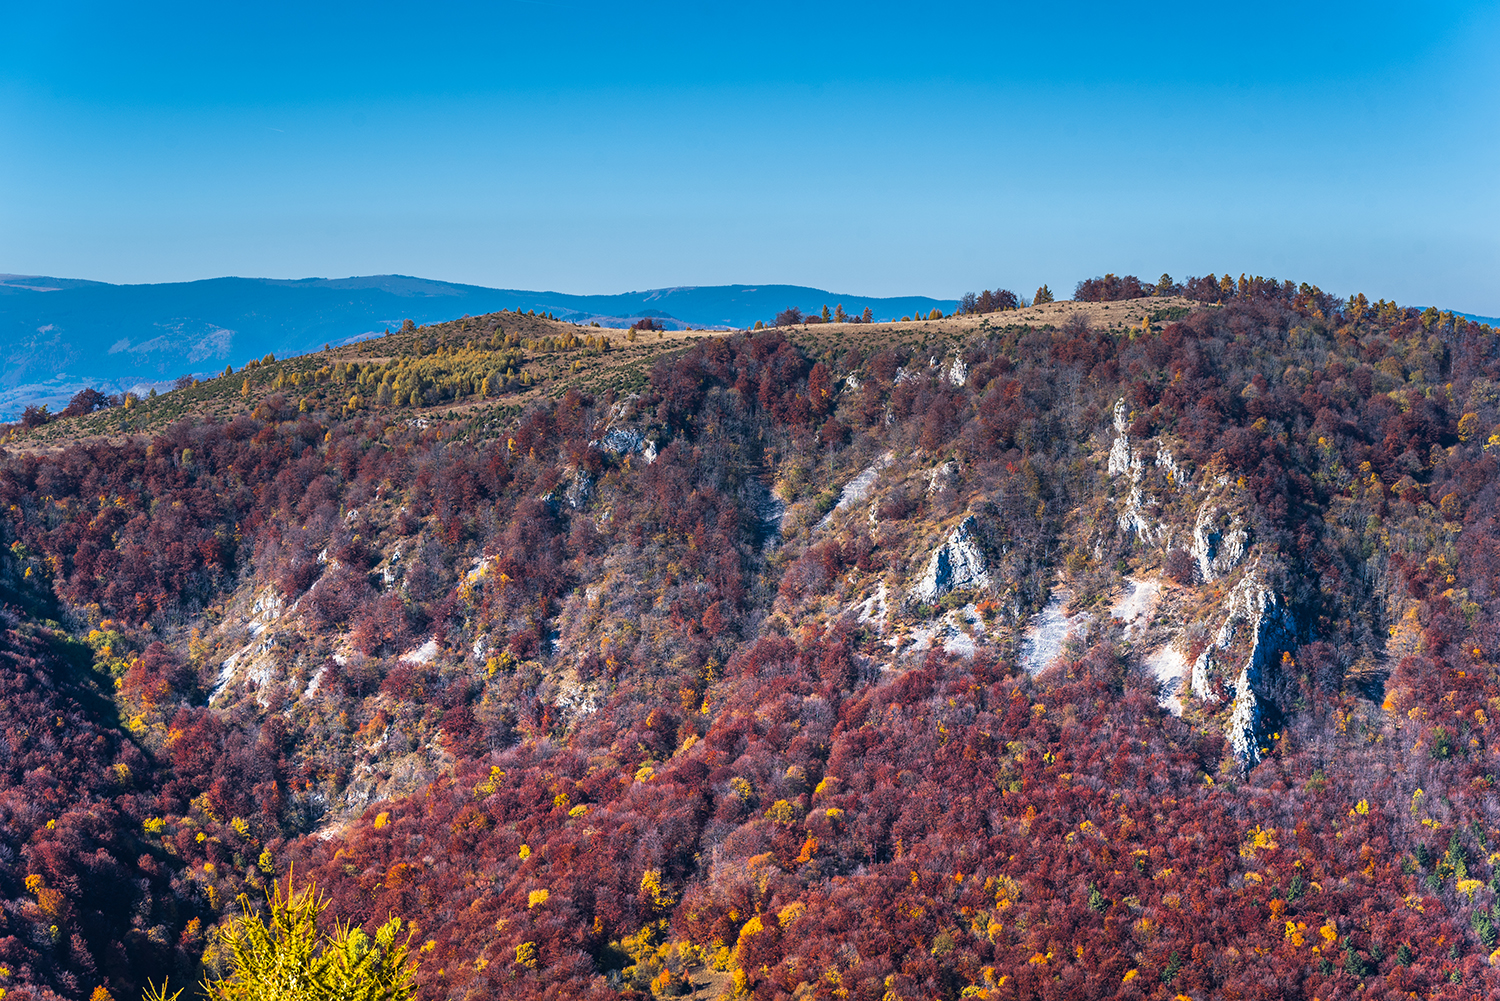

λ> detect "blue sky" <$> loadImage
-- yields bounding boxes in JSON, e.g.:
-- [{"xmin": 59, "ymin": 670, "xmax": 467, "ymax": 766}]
[{"xmin": 2, "ymin": 1, "xmax": 1498, "ymax": 312}]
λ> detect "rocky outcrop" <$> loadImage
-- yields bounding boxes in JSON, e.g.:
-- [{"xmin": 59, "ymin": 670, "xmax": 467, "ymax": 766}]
[
  {"xmin": 818, "ymin": 451, "xmax": 894, "ymax": 529},
  {"xmin": 1105, "ymin": 399, "xmax": 1164, "ymax": 542},
  {"xmin": 743, "ymin": 478, "xmax": 787, "ymax": 550},
  {"xmin": 1118, "ymin": 483, "xmax": 1156, "ymax": 541},
  {"xmin": 1106, "ymin": 400, "xmax": 1214, "ymax": 552},
  {"xmin": 599, "ymin": 427, "xmax": 645, "ymax": 455},
  {"xmin": 1155, "ymin": 446, "xmax": 1186, "ymax": 487},
  {"xmin": 1106, "ymin": 399, "xmax": 1133, "ymax": 477},
  {"xmin": 564, "ymin": 470, "xmax": 594, "ymax": 510},
  {"xmin": 1191, "ymin": 502, "xmax": 1248, "ymax": 582},
  {"xmin": 592, "ymin": 395, "xmax": 659, "ymax": 463},
  {"xmin": 947, "ymin": 356, "xmax": 968, "ymax": 386},
  {"xmin": 910, "ymin": 515, "xmax": 991, "ymax": 602},
  {"xmin": 1189, "ymin": 569, "xmax": 1294, "ymax": 765},
  {"xmin": 926, "ymin": 459, "xmax": 960, "ymax": 495}
]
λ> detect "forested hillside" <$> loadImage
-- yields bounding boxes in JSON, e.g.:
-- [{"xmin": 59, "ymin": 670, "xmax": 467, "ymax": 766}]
[{"xmin": 2, "ymin": 277, "xmax": 1500, "ymax": 1000}]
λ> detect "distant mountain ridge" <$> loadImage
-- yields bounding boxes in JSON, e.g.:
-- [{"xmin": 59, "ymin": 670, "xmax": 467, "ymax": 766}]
[{"xmin": 0, "ymin": 273, "xmax": 956, "ymax": 419}]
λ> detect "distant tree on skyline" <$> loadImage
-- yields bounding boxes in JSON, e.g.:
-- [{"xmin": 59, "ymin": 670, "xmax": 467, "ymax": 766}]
[
  {"xmin": 60, "ymin": 386, "xmax": 110, "ymax": 418},
  {"xmin": 957, "ymin": 289, "xmax": 1020, "ymax": 315},
  {"xmin": 1075, "ymin": 273, "xmax": 1147, "ymax": 301},
  {"xmin": 20, "ymin": 403, "xmax": 51, "ymax": 428}
]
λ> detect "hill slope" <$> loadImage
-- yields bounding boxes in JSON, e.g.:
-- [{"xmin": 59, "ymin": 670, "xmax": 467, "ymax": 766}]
[{"xmin": 3, "ymin": 283, "xmax": 1500, "ymax": 999}]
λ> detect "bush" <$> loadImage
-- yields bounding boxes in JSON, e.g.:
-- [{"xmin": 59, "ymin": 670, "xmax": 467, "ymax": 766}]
[{"xmin": 1164, "ymin": 548, "xmax": 1196, "ymax": 585}]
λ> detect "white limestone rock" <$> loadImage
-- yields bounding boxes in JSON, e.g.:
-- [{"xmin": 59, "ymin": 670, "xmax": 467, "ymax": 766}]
[
  {"xmin": 818, "ymin": 451, "xmax": 894, "ymax": 529},
  {"xmin": 592, "ymin": 395, "xmax": 657, "ymax": 463},
  {"xmin": 1225, "ymin": 666, "xmax": 1263, "ymax": 764},
  {"xmin": 926, "ymin": 459, "xmax": 960, "ymax": 495},
  {"xmin": 910, "ymin": 515, "xmax": 991, "ymax": 603},
  {"xmin": 599, "ymin": 427, "xmax": 645, "ymax": 455},
  {"xmin": 400, "ymin": 637, "xmax": 439, "ymax": 665},
  {"xmin": 1106, "ymin": 399, "xmax": 1133, "ymax": 477},
  {"xmin": 1191, "ymin": 646, "xmax": 1217, "ymax": 704},
  {"xmin": 1119, "ymin": 483, "xmax": 1157, "ymax": 541},
  {"xmin": 1191, "ymin": 503, "xmax": 1248, "ymax": 582},
  {"xmin": 565, "ymin": 469, "xmax": 594, "ymax": 510},
  {"xmin": 1189, "ymin": 570, "xmax": 1294, "ymax": 765},
  {"xmin": 1155, "ymin": 446, "xmax": 1186, "ymax": 488}
]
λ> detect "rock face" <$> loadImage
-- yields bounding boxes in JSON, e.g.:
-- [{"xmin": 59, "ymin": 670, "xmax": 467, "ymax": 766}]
[
  {"xmin": 1105, "ymin": 398, "xmax": 1165, "ymax": 543},
  {"xmin": 818, "ymin": 451, "xmax": 894, "ymax": 529},
  {"xmin": 925, "ymin": 459, "xmax": 960, "ymax": 495},
  {"xmin": 946, "ymin": 356, "xmax": 968, "ymax": 386},
  {"xmin": 564, "ymin": 470, "xmax": 594, "ymax": 510},
  {"xmin": 1189, "ymin": 569, "xmax": 1294, "ymax": 765},
  {"xmin": 592, "ymin": 396, "xmax": 659, "ymax": 463},
  {"xmin": 1191, "ymin": 502, "xmax": 1248, "ymax": 582},
  {"xmin": 1155, "ymin": 445, "xmax": 1186, "ymax": 487},
  {"xmin": 599, "ymin": 427, "xmax": 645, "ymax": 455},
  {"xmin": 1100, "ymin": 393, "xmax": 1288, "ymax": 762},
  {"xmin": 744, "ymin": 478, "xmax": 787, "ymax": 550},
  {"xmin": 1106, "ymin": 399, "xmax": 1134, "ymax": 477},
  {"xmin": 911, "ymin": 515, "xmax": 991, "ymax": 602}
]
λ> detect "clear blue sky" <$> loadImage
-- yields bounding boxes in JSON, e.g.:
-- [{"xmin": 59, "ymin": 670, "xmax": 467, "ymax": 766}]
[{"xmin": 2, "ymin": 1, "xmax": 1497, "ymax": 312}]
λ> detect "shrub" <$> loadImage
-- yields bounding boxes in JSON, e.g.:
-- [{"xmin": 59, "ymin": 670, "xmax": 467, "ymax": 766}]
[{"xmin": 1164, "ymin": 549, "xmax": 1196, "ymax": 585}]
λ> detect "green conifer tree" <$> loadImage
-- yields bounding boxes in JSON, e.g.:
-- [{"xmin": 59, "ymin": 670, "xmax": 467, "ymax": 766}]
[{"xmin": 144, "ymin": 874, "xmax": 416, "ymax": 1001}]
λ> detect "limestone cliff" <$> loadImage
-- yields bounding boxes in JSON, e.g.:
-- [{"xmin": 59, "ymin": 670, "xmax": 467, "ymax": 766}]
[{"xmin": 910, "ymin": 515, "xmax": 992, "ymax": 603}]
